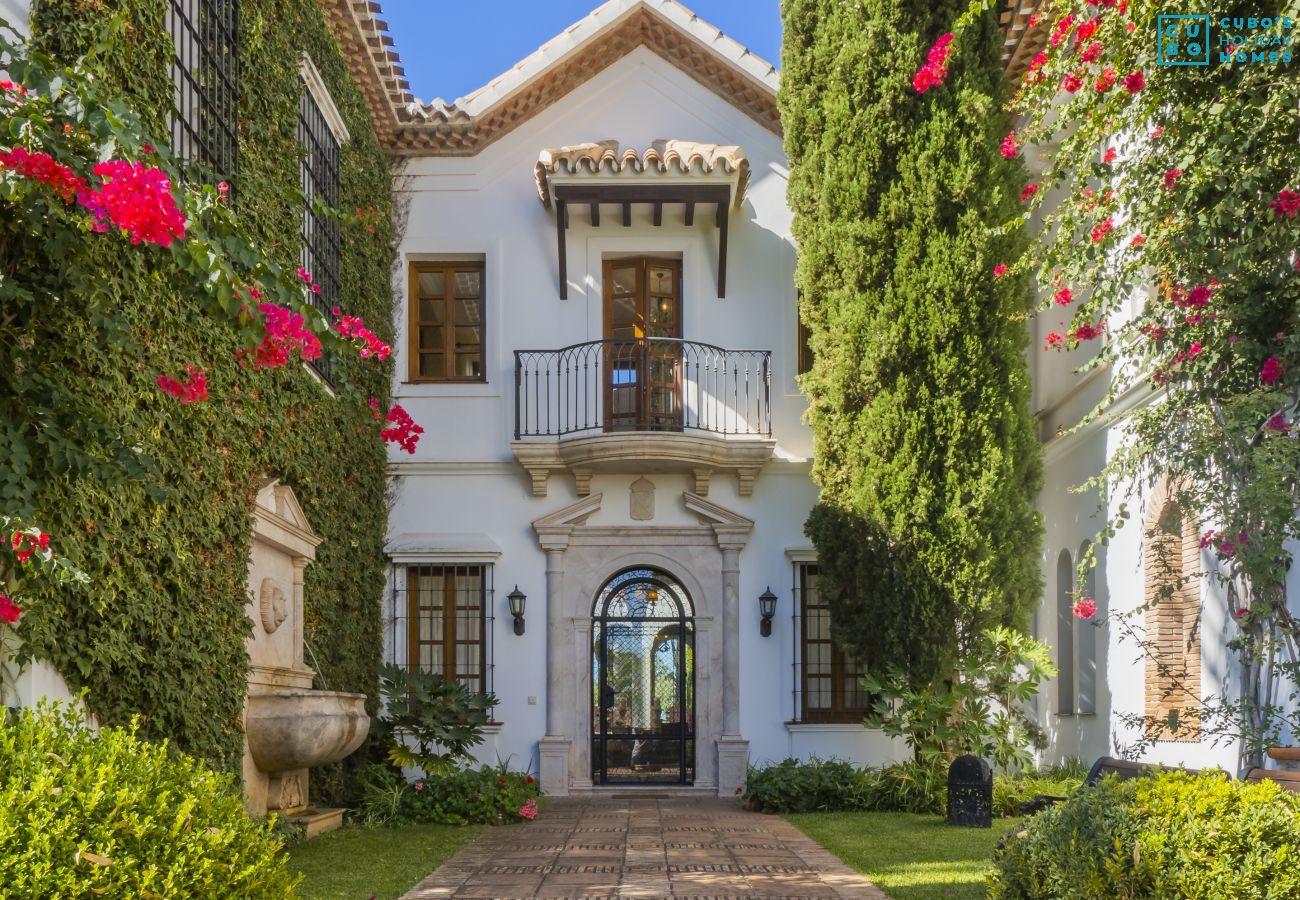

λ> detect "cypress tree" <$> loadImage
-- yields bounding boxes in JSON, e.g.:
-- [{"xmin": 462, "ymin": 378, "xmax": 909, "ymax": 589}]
[{"xmin": 781, "ymin": 0, "xmax": 1043, "ymax": 685}]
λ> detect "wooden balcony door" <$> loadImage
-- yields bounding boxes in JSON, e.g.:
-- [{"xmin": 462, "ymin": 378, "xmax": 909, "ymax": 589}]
[{"xmin": 603, "ymin": 258, "xmax": 682, "ymax": 432}]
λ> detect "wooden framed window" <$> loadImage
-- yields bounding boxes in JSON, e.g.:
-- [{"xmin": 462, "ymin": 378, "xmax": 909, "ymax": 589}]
[
  {"xmin": 797, "ymin": 316, "xmax": 814, "ymax": 377},
  {"xmin": 797, "ymin": 564, "xmax": 870, "ymax": 722},
  {"xmin": 404, "ymin": 564, "xmax": 488, "ymax": 692},
  {"xmin": 408, "ymin": 261, "xmax": 486, "ymax": 382}
]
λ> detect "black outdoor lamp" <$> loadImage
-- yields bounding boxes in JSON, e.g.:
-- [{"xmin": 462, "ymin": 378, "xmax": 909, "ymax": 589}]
[
  {"xmin": 758, "ymin": 587, "xmax": 778, "ymax": 637},
  {"xmin": 507, "ymin": 585, "xmax": 527, "ymax": 636}
]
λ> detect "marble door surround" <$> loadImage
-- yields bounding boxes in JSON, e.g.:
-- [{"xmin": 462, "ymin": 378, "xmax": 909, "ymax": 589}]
[{"xmin": 533, "ymin": 491, "xmax": 753, "ymax": 797}]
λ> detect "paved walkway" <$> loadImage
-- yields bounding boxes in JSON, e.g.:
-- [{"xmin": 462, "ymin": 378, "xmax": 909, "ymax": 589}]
[{"xmin": 401, "ymin": 794, "xmax": 888, "ymax": 899}]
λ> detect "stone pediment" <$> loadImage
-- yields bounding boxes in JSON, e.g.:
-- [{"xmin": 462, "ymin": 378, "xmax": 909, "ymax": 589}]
[{"xmin": 252, "ymin": 479, "xmax": 321, "ymax": 561}]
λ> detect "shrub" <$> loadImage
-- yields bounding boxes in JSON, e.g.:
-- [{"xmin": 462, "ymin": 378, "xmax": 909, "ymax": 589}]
[
  {"xmin": 0, "ymin": 703, "xmax": 296, "ymax": 897},
  {"xmin": 375, "ymin": 664, "xmax": 496, "ymax": 777},
  {"xmin": 990, "ymin": 771, "xmax": 1300, "ymax": 898},
  {"xmin": 991, "ymin": 763, "xmax": 1087, "ymax": 818},
  {"xmin": 358, "ymin": 760, "xmax": 542, "ymax": 827}
]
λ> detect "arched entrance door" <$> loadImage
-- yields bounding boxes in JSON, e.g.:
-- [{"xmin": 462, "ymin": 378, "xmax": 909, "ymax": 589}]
[{"xmin": 591, "ymin": 568, "xmax": 695, "ymax": 785}]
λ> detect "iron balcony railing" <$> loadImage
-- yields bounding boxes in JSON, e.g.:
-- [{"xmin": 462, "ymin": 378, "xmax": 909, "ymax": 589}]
[{"xmin": 514, "ymin": 338, "xmax": 771, "ymax": 439}]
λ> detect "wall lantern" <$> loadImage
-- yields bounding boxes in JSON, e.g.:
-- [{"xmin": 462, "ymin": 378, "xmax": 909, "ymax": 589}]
[
  {"xmin": 507, "ymin": 585, "xmax": 527, "ymax": 636},
  {"xmin": 758, "ymin": 587, "xmax": 777, "ymax": 637}
]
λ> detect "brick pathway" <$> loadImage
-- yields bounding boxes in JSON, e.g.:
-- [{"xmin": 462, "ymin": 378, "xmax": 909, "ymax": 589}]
[{"xmin": 400, "ymin": 794, "xmax": 888, "ymax": 899}]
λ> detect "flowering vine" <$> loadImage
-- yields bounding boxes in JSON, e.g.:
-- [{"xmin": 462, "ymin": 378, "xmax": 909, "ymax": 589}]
[{"xmin": 919, "ymin": 0, "xmax": 1300, "ymax": 760}]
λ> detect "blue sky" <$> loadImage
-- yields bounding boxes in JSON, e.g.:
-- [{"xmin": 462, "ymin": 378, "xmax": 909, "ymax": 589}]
[{"xmin": 379, "ymin": 1, "xmax": 782, "ymax": 104}]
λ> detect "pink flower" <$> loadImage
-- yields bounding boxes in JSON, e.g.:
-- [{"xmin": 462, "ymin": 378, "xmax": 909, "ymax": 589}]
[
  {"xmin": 1162, "ymin": 168, "xmax": 1183, "ymax": 190},
  {"xmin": 1217, "ymin": 539, "xmax": 1236, "ymax": 557},
  {"xmin": 1183, "ymin": 285, "xmax": 1212, "ymax": 308},
  {"xmin": 1150, "ymin": 125, "xmax": 1165, "ymax": 140},
  {"xmin": 1050, "ymin": 15, "xmax": 1075, "ymax": 47},
  {"xmin": 1123, "ymin": 70, "xmax": 1145, "ymax": 94},
  {"xmin": 1079, "ymin": 40, "xmax": 1104, "ymax": 63},
  {"xmin": 1271, "ymin": 190, "xmax": 1300, "ymax": 219},
  {"xmin": 994, "ymin": 264, "xmax": 1008, "ymax": 277},
  {"xmin": 1266, "ymin": 414, "xmax": 1289, "ymax": 432},
  {"xmin": 913, "ymin": 33, "xmax": 954, "ymax": 94},
  {"xmin": 1094, "ymin": 66, "xmax": 1118, "ymax": 92},
  {"xmin": 1072, "ymin": 598, "xmax": 1097, "ymax": 620},
  {"xmin": 1261, "ymin": 356, "xmax": 1284, "ymax": 384},
  {"xmin": 1186, "ymin": 341, "xmax": 1203, "ymax": 359},
  {"xmin": 0, "ymin": 79, "xmax": 28, "ymax": 95},
  {"xmin": 1062, "ymin": 71, "xmax": 1085, "ymax": 93},
  {"xmin": 1000, "ymin": 131, "xmax": 1019, "ymax": 159},
  {"xmin": 155, "ymin": 364, "xmax": 208, "ymax": 404},
  {"xmin": 1075, "ymin": 18, "xmax": 1100, "ymax": 44},
  {"xmin": 1103, "ymin": 147, "xmax": 1117, "ymax": 165},
  {"xmin": 1021, "ymin": 183, "xmax": 1039, "ymax": 203},
  {"xmin": 0, "ymin": 147, "xmax": 87, "ymax": 201},
  {"xmin": 519, "ymin": 798, "xmax": 538, "ymax": 821},
  {"xmin": 0, "ymin": 594, "xmax": 21, "ymax": 624},
  {"xmin": 76, "ymin": 160, "xmax": 186, "ymax": 247},
  {"xmin": 11, "ymin": 530, "xmax": 51, "ymax": 565},
  {"xmin": 336, "ymin": 313, "xmax": 392, "ymax": 361},
  {"xmin": 1044, "ymin": 331, "xmax": 1066, "ymax": 351},
  {"xmin": 381, "ymin": 404, "xmax": 424, "ymax": 454},
  {"xmin": 1091, "ymin": 216, "xmax": 1114, "ymax": 243},
  {"xmin": 1142, "ymin": 324, "xmax": 1167, "ymax": 341},
  {"xmin": 1053, "ymin": 287, "xmax": 1073, "ymax": 306},
  {"xmin": 243, "ymin": 304, "xmax": 322, "ymax": 369},
  {"xmin": 414, "ymin": 782, "xmax": 424, "ymax": 792}
]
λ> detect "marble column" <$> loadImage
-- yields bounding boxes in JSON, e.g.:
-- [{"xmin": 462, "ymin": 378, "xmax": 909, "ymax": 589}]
[
  {"xmin": 714, "ymin": 528, "xmax": 750, "ymax": 797},
  {"xmin": 537, "ymin": 539, "xmax": 572, "ymax": 795}
]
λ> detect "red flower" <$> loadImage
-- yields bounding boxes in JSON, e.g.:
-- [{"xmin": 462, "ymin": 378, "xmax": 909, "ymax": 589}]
[
  {"xmin": 1053, "ymin": 287, "xmax": 1073, "ymax": 306},
  {"xmin": 1270, "ymin": 190, "xmax": 1300, "ymax": 219},
  {"xmin": 0, "ymin": 79, "xmax": 28, "ymax": 95},
  {"xmin": 1075, "ymin": 18, "xmax": 1100, "ymax": 43},
  {"xmin": 1142, "ymin": 323, "xmax": 1167, "ymax": 341},
  {"xmin": 1021, "ymin": 183, "xmax": 1039, "ymax": 203},
  {"xmin": 527, "ymin": 776, "xmax": 535, "ymax": 784},
  {"xmin": 1072, "ymin": 598, "xmax": 1097, "ymax": 620},
  {"xmin": 1103, "ymin": 147, "xmax": 1117, "ymax": 165},
  {"xmin": 1266, "ymin": 414, "xmax": 1288, "ymax": 432},
  {"xmin": 1079, "ymin": 40, "xmax": 1104, "ymax": 63},
  {"xmin": 243, "ymin": 304, "xmax": 322, "ymax": 369},
  {"xmin": 0, "ymin": 147, "xmax": 86, "ymax": 201},
  {"xmin": 994, "ymin": 264, "xmax": 1008, "ymax": 277},
  {"xmin": 11, "ymin": 530, "xmax": 51, "ymax": 565},
  {"xmin": 1090, "ymin": 216, "xmax": 1114, "ymax": 243},
  {"xmin": 1074, "ymin": 321, "xmax": 1105, "ymax": 341},
  {"xmin": 1062, "ymin": 71, "xmax": 1084, "ymax": 93},
  {"xmin": 155, "ymin": 364, "xmax": 208, "ymax": 404},
  {"xmin": 75, "ymin": 160, "xmax": 186, "ymax": 247},
  {"xmin": 1044, "ymin": 331, "xmax": 1066, "ymax": 351},
  {"xmin": 1162, "ymin": 168, "xmax": 1183, "ymax": 190},
  {"xmin": 381, "ymin": 404, "xmax": 424, "ymax": 454},
  {"xmin": 1130, "ymin": 234, "xmax": 1146, "ymax": 248},
  {"xmin": 1050, "ymin": 15, "xmax": 1075, "ymax": 47},
  {"xmin": 1261, "ymin": 356, "xmax": 1284, "ymax": 384},
  {"xmin": 0, "ymin": 594, "xmax": 21, "ymax": 624},
  {"xmin": 1094, "ymin": 66, "xmax": 1117, "ymax": 92},
  {"xmin": 1000, "ymin": 131, "xmax": 1019, "ymax": 159},
  {"xmin": 1122, "ymin": 70, "xmax": 1145, "ymax": 94},
  {"xmin": 336, "ymin": 313, "xmax": 392, "ymax": 361}
]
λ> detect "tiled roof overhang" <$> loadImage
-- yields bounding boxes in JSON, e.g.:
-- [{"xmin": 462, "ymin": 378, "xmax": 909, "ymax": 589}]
[
  {"xmin": 318, "ymin": 0, "xmax": 414, "ymax": 137},
  {"xmin": 534, "ymin": 141, "xmax": 750, "ymax": 210}
]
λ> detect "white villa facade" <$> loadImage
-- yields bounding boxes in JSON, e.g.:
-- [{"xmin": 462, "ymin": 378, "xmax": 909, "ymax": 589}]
[{"xmin": 7, "ymin": 0, "xmax": 1296, "ymax": 796}]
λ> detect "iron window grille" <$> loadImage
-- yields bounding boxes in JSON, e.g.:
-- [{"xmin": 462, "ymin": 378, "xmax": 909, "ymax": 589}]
[
  {"xmin": 167, "ymin": 0, "xmax": 239, "ymax": 181},
  {"xmin": 791, "ymin": 562, "xmax": 873, "ymax": 723},
  {"xmin": 297, "ymin": 78, "xmax": 342, "ymax": 386},
  {"xmin": 387, "ymin": 564, "xmax": 495, "ymax": 713}
]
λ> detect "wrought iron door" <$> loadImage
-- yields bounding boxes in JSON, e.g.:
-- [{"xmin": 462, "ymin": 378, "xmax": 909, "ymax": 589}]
[{"xmin": 592, "ymin": 569, "xmax": 695, "ymax": 784}]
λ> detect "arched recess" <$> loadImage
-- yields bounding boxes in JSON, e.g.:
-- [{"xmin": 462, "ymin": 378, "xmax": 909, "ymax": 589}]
[
  {"xmin": 1077, "ymin": 541, "xmax": 1097, "ymax": 716},
  {"xmin": 1143, "ymin": 478, "xmax": 1202, "ymax": 740},
  {"xmin": 1056, "ymin": 549, "xmax": 1075, "ymax": 716}
]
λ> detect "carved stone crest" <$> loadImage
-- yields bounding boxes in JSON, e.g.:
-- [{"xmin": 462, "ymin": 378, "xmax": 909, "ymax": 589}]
[
  {"xmin": 259, "ymin": 577, "xmax": 288, "ymax": 634},
  {"xmin": 630, "ymin": 477, "xmax": 655, "ymax": 521}
]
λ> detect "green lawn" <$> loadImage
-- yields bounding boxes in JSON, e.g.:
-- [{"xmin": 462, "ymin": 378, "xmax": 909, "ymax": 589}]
[
  {"xmin": 787, "ymin": 812, "xmax": 1020, "ymax": 900},
  {"xmin": 287, "ymin": 823, "xmax": 483, "ymax": 900}
]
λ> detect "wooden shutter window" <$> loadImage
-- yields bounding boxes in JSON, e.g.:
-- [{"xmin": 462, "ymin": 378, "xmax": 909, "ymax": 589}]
[{"xmin": 408, "ymin": 261, "xmax": 486, "ymax": 383}]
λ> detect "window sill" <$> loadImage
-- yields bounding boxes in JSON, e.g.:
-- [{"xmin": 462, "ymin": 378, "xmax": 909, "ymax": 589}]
[{"xmin": 397, "ymin": 381, "xmax": 500, "ymax": 399}]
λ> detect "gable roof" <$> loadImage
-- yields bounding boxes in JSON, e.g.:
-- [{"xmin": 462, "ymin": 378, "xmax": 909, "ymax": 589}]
[{"xmin": 385, "ymin": 0, "xmax": 781, "ymax": 157}]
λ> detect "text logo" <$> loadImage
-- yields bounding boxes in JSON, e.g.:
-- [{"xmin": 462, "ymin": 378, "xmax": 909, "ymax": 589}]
[{"xmin": 1158, "ymin": 14, "xmax": 1212, "ymax": 65}]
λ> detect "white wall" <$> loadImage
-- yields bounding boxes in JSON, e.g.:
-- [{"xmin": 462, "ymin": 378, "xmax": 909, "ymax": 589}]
[{"xmin": 0, "ymin": 0, "xmax": 28, "ymax": 35}]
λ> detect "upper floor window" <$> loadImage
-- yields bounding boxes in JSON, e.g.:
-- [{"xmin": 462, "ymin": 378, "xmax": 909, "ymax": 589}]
[
  {"xmin": 408, "ymin": 261, "xmax": 486, "ymax": 383},
  {"xmin": 793, "ymin": 563, "xmax": 871, "ymax": 723},
  {"xmin": 797, "ymin": 316, "xmax": 814, "ymax": 377},
  {"xmin": 167, "ymin": 0, "xmax": 239, "ymax": 179},
  {"xmin": 297, "ymin": 55, "xmax": 346, "ymax": 385}
]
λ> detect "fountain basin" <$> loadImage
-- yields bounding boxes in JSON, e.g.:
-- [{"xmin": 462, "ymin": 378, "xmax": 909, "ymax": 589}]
[{"xmin": 245, "ymin": 689, "xmax": 369, "ymax": 774}]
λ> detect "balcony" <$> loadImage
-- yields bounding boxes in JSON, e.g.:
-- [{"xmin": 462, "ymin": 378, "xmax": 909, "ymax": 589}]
[{"xmin": 512, "ymin": 338, "xmax": 775, "ymax": 497}]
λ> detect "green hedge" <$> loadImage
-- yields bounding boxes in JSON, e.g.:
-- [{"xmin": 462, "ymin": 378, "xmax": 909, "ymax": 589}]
[
  {"xmin": 745, "ymin": 757, "xmax": 1085, "ymax": 817},
  {"xmin": 16, "ymin": 0, "xmax": 394, "ymax": 796},
  {"xmin": 990, "ymin": 771, "xmax": 1300, "ymax": 898},
  {"xmin": 0, "ymin": 704, "xmax": 297, "ymax": 897}
]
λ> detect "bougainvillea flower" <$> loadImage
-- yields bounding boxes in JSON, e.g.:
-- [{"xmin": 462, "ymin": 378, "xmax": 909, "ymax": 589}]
[
  {"xmin": 1053, "ymin": 287, "xmax": 1074, "ymax": 306},
  {"xmin": 1266, "ymin": 414, "xmax": 1288, "ymax": 432},
  {"xmin": 335, "ymin": 313, "xmax": 392, "ymax": 361},
  {"xmin": 1050, "ymin": 15, "xmax": 1075, "ymax": 47},
  {"xmin": 1271, "ymin": 190, "xmax": 1300, "ymax": 219},
  {"xmin": 1074, "ymin": 321, "xmax": 1105, "ymax": 341},
  {"xmin": 0, "ymin": 594, "xmax": 21, "ymax": 624},
  {"xmin": 156, "ymin": 364, "xmax": 208, "ymax": 404},
  {"xmin": 1123, "ymin": 70, "xmax": 1145, "ymax": 94},
  {"xmin": 0, "ymin": 147, "xmax": 86, "ymax": 201},
  {"xmin": 1072, "ymin": 598, "xmax": 1097, "ymax": 619},
  {"xmin": 1061, "ymin": 71, "xmax": 1084, "ymax": 93},
  {"xmin": 1094, "ymin": 66, "xmax": 1118, "ymax": 92},
  {"xmin": 1130, "ymin": 234, "xmax": 1146, "ymax": 248},
  {"xmin": 1044, "ymin": 331, "xmax": 1066, "ymax": 351},
  {"xmin": 1000, "ymin": 131, "xmax": 1019, "ymax": 159},
  {"xmin": 1020, "ymin": 183, "xmax": 1039, "ymax": 203},
  {"xmin": 1162, "ymin": 168, "xmax": 1183, "ymax": 189},
  {"xmin": 1261, "ymin": 356, "xmax": 1284, "ymax": 384},
  {"xmin": 244, "ymin": 304, "xmax": 322, "ymax": 369},
  {"xmin": 76, "ymin": 160, "xmax": 186, "ymax": 247},
  {"xmin": 994, "ymin": 264, "xmax": 1008, "ymax": 277},
  {"xmin": 1075, "ymin": 17, "xmax": 1100, "ymax": 43},
  {"xmin": 1103, "ymin": 147, "xmax": 1117, "ymax": 165},
  {"xmin": 1079, "ymin": 40, "xmax": 1104, "ymax": 63},
  {"xmin": 1091, "ymin": 217, "xmax": 1114, "ymax": 243},
  {"xmin": 380, "ymin": 404, "xmax": 424, "ymax": 454},
  {"xmin": 913, "ymin": 33, "xmax": 954, "ymax": 94}
]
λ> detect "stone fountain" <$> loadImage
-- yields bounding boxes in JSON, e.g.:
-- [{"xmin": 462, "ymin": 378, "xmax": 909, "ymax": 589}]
[{"xmin": 241, "ymin": 479, "xmax": 369, "ymax": 836}]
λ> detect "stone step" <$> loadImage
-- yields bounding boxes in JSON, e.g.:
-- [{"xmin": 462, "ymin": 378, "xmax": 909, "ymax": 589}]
[{"xmin": 288, "ymin": 806, "xmax": 346, "ymax": 839}]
